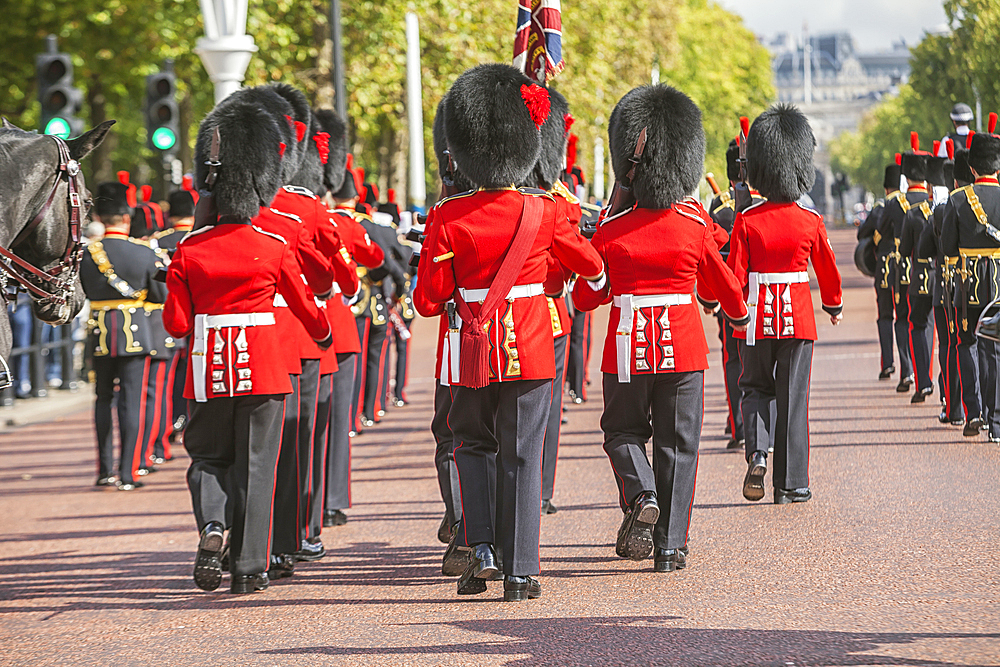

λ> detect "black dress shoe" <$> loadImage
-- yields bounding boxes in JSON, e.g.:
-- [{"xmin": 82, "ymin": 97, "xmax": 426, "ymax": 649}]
[
  {"xmin": 442, "ymin": 530, "xmax": 471, "ymax": 576},
  {"xmin": 774, "ymin": 487, "xmax": 812, "ymax": 504},
  {"xmin": 292, "ymin": 538, "xmax": 326, "ymax": 562},
  {"xmin": 939, "ymin": 410, "xmax": 950, "ymax": 423},
  {"xmin": 268, "ymin": 554, "xmax": 295, "ymax": 580},
  {"xmin": 116, "ymin": 480, "xmax": 144, "ymax": 491},
  {"xmin": 503, "ymin": 575, "xmax": 541, "ymax": 601},
  {"xmin": 964, "ymin": 417, "xmax": 986, "ymax": 437},
  {"xmin": 323, "ymin": 509, "xmax": 348, "ymax": 527},
  {"xmin": 457, "ymin": 543, "xmax": 498, "ymax": 595},
  {"xmin": 194, "ymin": 521, "xmax": 225, "ymax": 591},
  {"xmin": 231, "ymin": 572, "xmax": 269, "ymax": 594},
  {"xmin": 151, "ymin": 456, "xmax": 166, "ymax": 465},
  {"xmin": 910, "ymin": 391, "xmax": 926, "ymax": 403},
  {"xmin": 136, "ymin": 466, "xmax": 157, "ymax": 476},
  {"xmin": 879, "ymin": 365, "xmax": 895, "ymax": 380},
  {"xmin": 95, "ymin": 476, "xmax": 118, "ymax": 487},
  {"xmin": 540, "ymin": 499, "xmax": 558, "ymax": 515},
  {"xmin": 726, "ymin": 437, "xmax": 745, "ymax": 450},
  {"xmin": 437, "ymin": 514, "xmax": 454, "ymax": 544},
  {"xmin": 615, "ymin": 491, "xmax": 659, "ymax": 561},
  {"xmin": 742, "ymin": 452, "xmax": 767, "ymax": 501},
  {"xmin": 896, "ymin": 375, "xmax": 914, "ymax": 392},
  {"xmin": 950, "ymin": 418, "xmax": 965, "ymax": 426},
  {"xmin": 653, "ymin": 547, "xmax": 688, "ymax": 572}
]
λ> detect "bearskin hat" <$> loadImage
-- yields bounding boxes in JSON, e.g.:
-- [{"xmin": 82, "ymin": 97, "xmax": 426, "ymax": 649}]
[
  {"xmin": 195, "ymin": 90, "xmax": 291, "ymax": 220},
  {"xmin": 432, "ymin": 96, "xmax": 474, "ymax": 193},
  {"xmin": 900, "ymin": 153, "xmax": 929, "ymax": 182},
  {"xmin": 725, "ymin": 139, "xmax": 740, "ymax": 183},
  {"xmin": 608, "ymin": 84, "xmax": 705, "ymax": 208},
  {"xmin": 313, "ymin": 109, "xmax": 349, "ymax": 194},
  {"xmin": 527, "ymin": 87, "xmax": 570, "ymax": 190},
  {"xmin": 953, "ymin": 147, "xmax": 975, "ymax": 186},
  {"xmin": 883, "ymin": 164, "xmax": 901, "ymax": 191},
  {"xmin": 268, "ymin": 83, "xmax": 313, "ymax": 181},
  {"xmin": 95, "ymin": 182, "xmax": 131, "ymax": 217},
  {"xmin": 925, "ymin": 156, "xmax": 949, "ymax": 188},
  {"xmin": 288, "ymin": 110, "xmax": 326, "ymax": 195},
  {"xmin": 444, "ymin": 64, "xmax": 547, "ymax": 189},
  {"xmin": 167, "ymin": 190, "xmax": 195, "ymax": 218},
  {"xmin": 747, "ymin": 103, "xmax": 815, "ymax": 203},
  {"xmin": 969, "ymin": 132, "xmax": 1000, "ymax": 176}
]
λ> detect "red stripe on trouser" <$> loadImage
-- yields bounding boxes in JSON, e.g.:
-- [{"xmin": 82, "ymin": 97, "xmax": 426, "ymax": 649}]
[
  {"xmin": 355, "ymin": 321, "xmax": 370, "ymax": 430},
  {"xmin": 162, "ymin": 351, "xmax": 181, "ymax": 458},
  {"xmin": 144, "ymin": 361, "xmax": 166, "ymax": 465},
  {"xmin": 906, "ymin": 292, "xmax": 917, "ymax": 384},
  {"xmin": 130, "ymin": 357, "xmax": 152, "ymax": 480},
  {"xmin": 266, "ymin": 400, "xmax": 287, "ymax": 560}
]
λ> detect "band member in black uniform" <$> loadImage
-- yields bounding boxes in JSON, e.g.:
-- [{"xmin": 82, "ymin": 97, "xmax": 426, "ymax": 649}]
[
  {"xmin": 167, "ymin": 90, "xmax": 332, "ymax": 594},
  {"xmin": 858, "ymin": 163, "xmax": 902, "ymax": 379},
  {"xmin": 82, "ymin": 182, "xmax": 168, "ymax": 490},
  {"xmin": 942, "ymin": 123, "xmax": 1000, "ymax": 441},
  {"xmin": 898, "ymin": 146, "xmax": 935, "ymax": 403},
  {"xmin": 417, "ymin": 65, "xmax": 604, "ymax": 601}
]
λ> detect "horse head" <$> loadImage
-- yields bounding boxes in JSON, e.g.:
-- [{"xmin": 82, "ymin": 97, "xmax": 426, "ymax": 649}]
[{"xmin": 0, "ymin": 119, "xmax": 114, "ymax": 326}]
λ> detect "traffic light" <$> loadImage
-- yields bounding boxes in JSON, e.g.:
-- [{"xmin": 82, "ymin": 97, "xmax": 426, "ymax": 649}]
[
  {"xmin": 146, "ymin": 60, "xmax": 178, "ymax": 153},
  {"xmin": 36, "ymin": 35, "xmax": 83, "ymax": 139}
]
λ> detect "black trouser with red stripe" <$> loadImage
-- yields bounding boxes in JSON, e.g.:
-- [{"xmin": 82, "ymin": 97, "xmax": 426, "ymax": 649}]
[
  {"xmin": 740, "ymin": 338, "xmax": 812, "ymax": 491},
  {"xmin": 935, "ymin": 304, "xmax": 962, "ymax": 422},
  {"xmin": 601, "ymin": 371, "xmax": 703, "ymax": 551},
  {"xmin": 326, "ymin": 353, "xmax": 355, "ymax": 512},
  {"xmin": 272, "ymin": 373, "xmax": 302, "ymax": 556},
  {"xmin": 297, "ymin": 360, "xmax": 322, "ymax": 543},
  {"xmin": 908, "ymin": 293, "xmax": 935, "ymax": 393},
  {"xmin": 875, "ymin": 282, "xmax": 895, "ymax": 372},
  {"xmin": 94, "ymin": 354, "xmax": 150, "ymax": 485},
  {"xmin": 363, "ymin": 322, "xmax": 389, "ymax": 422},
  {"xmin": 718, "ymin": 315, "xmax": 744, "ymax": 441},
  {"xmin": 185, "ymin": 394, "xmax": 284, "ymax": 577},
  {"xmin": 451, "ymin": 379, "xmax": 549, "ymax": 576},
  {"xmin": 171, "ymin": 347, "xmax": 189, "ymax": 428},
  {"xmin": 567, "ymin": 310, "xmax": 592, "ymax": 399},
  {"xmin": 894, "ymin": 283, "xmax": 914, "ymax": 380},
  {"xmin": 542, "ymin": 334, "xmax": 568, "ymax": 501},
  {"xmin": 140, "ymin": 358, "xmax": 170, "ymax": 466},
  {"xmin": 351, "ymin": 317, "xmax": 370, "ymax": 432},
  {"xmin": 307, "ymin": 370, "xmax": 333, "ymax": 539},
  {"xmin": 433, "ymin": 380, "xmax": 469, "ymax": 528},
  {"xmin": 394, "ymin": 319, "xmax": 412, "ymax": 401}
]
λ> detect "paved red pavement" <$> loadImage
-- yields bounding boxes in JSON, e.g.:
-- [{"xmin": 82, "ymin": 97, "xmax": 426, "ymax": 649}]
[{"xmin": 1, "ymin": 228, "xmax": 997, "ymax": 666}]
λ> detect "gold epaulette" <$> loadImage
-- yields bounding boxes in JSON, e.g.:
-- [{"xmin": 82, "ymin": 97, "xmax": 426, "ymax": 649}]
[
  {"xmin": 89, "ymin": 296, "xmax": 152, "ymax": 311},
  {"xmin": 432, "ymin": 189, "xmax": 477, "ymax": 210},
  {"xmin": 549, "ymin": 180, "xmax": 580, "ymax": 205},
  {"xmin": 959, "ymin": 247, "xmax": 1000, "ymax": 258}
]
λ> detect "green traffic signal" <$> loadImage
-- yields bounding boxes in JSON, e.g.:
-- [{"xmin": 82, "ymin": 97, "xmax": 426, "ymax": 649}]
[
  {"xmin": 44, "ymin": 117, "xmax": 71, "ymax": 139},
  {"xmin": 151, "ymin": 126, "xmax": 176, "ymax": 150}
]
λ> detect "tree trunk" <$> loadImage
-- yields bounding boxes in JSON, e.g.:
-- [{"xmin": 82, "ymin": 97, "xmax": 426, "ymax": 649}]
[
  {"xmin": 179, "ymin": 89, "xmax": 194, "ymax": 175},
  {"xmin": 86, "ymin": 76, "xmax": 114, "ymax": 185}
]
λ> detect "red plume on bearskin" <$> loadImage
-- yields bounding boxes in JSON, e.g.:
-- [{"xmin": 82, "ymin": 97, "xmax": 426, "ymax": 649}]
[
  {"xmin": 895, "ymin": 153, "xmax": 902, "ymax": 166},
  {"xmin": 910, "ymin": 132, "xmax": 920, "ymax": 152},
  {"xmin": 739, "ymin": 116, "xmax": 750, "ymax": 138},
  {"xmin": 946, "ymin": 138, "xmax": 955, "ymax": 160},
  {"xmin": 530, "ymin": 86, "xmax": 569, "ymax": 189},
  {"xmin": 278, "ymin": 142, "xmax": 287, "ymax": 158},
  {"xmin": 566, "ymin": 133, "xmax": 578, "ymax": 171},
  {"xmin": 117, "ymin": 170, "xmax": 129, "ymax": 185},
  {"xmin": 521, "ymin": 83, "xmax": 551, "ymax": 130},
  {"xmin": 294, "ymin": 121, "xmax": 307, "ymax": 142},
  {"xmin": 564, "ymin": 113, "xmax": 575, "ymax": 134},
  {"xmin": 182, "ymin": 174, "xmax": 194, "ymax": 192},
  {"xmin": 116, "ymin": 171, "xmax": 137, "ymax": 208},
  {"xmin": 990, "ymin": 112, "xmax": 998, "ymax": 134},
  {"xmin": 140, "ymin": 185, "xmax": 152, "ymax": 203},
  {"xmin": 387, "ymin": 188, "xmax": 396, "ymax": 203},
  {"xmin": 933, "ymin": 140, "xmax": 941, "ymax": 155},
  {"xmin": 313, "ymin": 132, "xmax": 330, "ymax": 164}
]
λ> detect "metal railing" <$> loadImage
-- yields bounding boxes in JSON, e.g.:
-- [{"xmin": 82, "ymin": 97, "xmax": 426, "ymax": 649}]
[{"xmin": 1, "ymin": 320, "xmax": 83, "ymax": 405}]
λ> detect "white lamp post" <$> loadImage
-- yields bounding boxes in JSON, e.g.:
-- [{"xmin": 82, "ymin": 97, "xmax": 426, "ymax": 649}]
[{"xmin": 195, "ymin": 0, "xmax": 258, "ymax": 105}]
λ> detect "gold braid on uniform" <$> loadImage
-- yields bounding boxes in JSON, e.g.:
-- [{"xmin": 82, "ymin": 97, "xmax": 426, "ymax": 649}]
[{"xmin": 87, "ymin": 242, "xmax": 146, "ymax": 300}]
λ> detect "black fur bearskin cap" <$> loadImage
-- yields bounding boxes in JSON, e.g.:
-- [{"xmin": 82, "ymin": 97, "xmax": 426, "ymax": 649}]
[
  {"xmin": 313, "ymin": 109, "xmax": 349, "ymax": 194},
  {"xmin": 883, "ymin": 164, "xmax": 901, "ymax": 191},
  {"xmin": 288, "ymin": 110, "xmax": 326, "ymax": 196},
  {"xmin": 95, "ymin": 182, "xmax": 131, "ymax": 217},
  {"xmin": 747, "ymin": 103, "xmax": 816, "ymax": 203},
  {"xmin": 925, "ymin": 156, "xmax": 949, "ymax": 188},
  {"xmin": 268, "ymin": 83, "xmax": 313, "ymax": 182},
  {"xmin": 526, "ymin": 87, "xmax": 570, "ymax": 190},
  {"xmin": 608, "ymin": 84, "xmax": 705, "ymax": 209},
  {"xmin": 195, "ymin": 93, "xmax": 291, "ymax": 220},
  {"xmin": 432, "ymin": 96, "xmax": 474, "ymax": 193},
  {"xmin": 726, "ymin": 139, "xmax": 740, "ymax": 183},
  {"xmin": 969, "ymin": 132, "xmax": 1000, "ymax": 176},
  {"xmin": 900, "ymin": 153, "xmax": 929, "ymax": 183},
  {"xmin": 444, "ymin": 64, "xmax": 547, "ymax": 189},
  {"xmin": 953, "ymin": 147, "xmax": 975, "ymax": 186}
]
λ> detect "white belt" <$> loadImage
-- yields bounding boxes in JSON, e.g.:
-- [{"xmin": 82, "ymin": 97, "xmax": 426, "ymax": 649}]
[
  {"xmin": 439, "ymin": 300, "xmax": 462, "ymax": 386},
  {"xmin": 274, "ymin": 293, "xmax": 327, "ymax": 309},
  {"xmin": 458, "ymin": 283, "xmax": 544, "ymax": 303},
  {"xmin": 613, "ymin": 293, "xmax": 692, "ymax": 383},
  {"xmin": 746, "ymin": 271, "xmax": 809, "ymax": 347},
  {"xmin": 191, "ymin": 312, "xmax": 276, "ymax": 403}
]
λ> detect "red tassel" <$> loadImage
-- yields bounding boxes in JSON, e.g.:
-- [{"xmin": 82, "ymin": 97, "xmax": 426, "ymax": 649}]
[
  {"xmin": 567, "ymin": 134, "xmax": 578, "ymax": 170},
  {"xmin": 117, "ymin": 170, "xmax": 130, "ymax": 186},
  {"xmin": 968, "ymin": 132, "xmax": 975, "ymax": 149},
  {"xmin": 182, "ymin": 174, "xmax": 194, "ymax": 192},
  {"xmin": 125, "ymin": 184, "xmax": 137, "ymax": 209},
  {"xmin": 278, "ymin": 142, "xmax": 287, "ymax": 158},
  {"xmin": 910, "ymin": 132, "xmax": 919, "ymax": 151},
  {"xmin": 564, "ymin": 113, "xmax": 575, "ymax": 134},
  {"xmin": 739, "ymin": 116, "xmax": 750, "ymax": 138},
  {"xmin": 520, "ymin": 84, "xmax": 550, "ymax": 130},
  {"xmin": 294, "ymin": 120, "xmax": 307, "ymax": 142},
  {"xmin": 459, "ymin": 324, "xmax": 491, "ymax": 390},
  {"xmin": 946, "ymin": 138, "xmax": 955, "ymax": 160},
  {"xmin": 140, "ymin": 184, "xmax": 152, "ymax": 203},
  {"xmin": 933, "ymin": 140, "xmax": 941, "ymax": 155},
  {"xmin": 313, "ymin": 132, "xmax": 330, "ymax": 164},
  {"xmin": 387, "ymin": 188, "xmax": 396, "ymax": 203},
  {"xmin": 895, "ymin": 153, "xmax": 902, "ymax": 166},
  {"xmin": 990, "ymin": 112, "xmax": 998, "ymax": 134}
]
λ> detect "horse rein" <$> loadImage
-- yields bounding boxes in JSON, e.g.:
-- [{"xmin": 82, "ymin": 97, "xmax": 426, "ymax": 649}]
[{"xmin": 0, "ymin": 136, "xmax": 85, "ymax": 306}]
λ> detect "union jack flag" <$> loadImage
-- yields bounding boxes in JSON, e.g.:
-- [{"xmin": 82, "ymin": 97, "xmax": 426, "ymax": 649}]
[{"xmin": 512, "ymin": 0, "xmax": 564, "ymax": 84}]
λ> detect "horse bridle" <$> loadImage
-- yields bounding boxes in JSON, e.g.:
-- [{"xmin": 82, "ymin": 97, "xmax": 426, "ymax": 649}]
[{"xmin": 0, "ymin": 136, "xmax": 85, "ymax": 307}]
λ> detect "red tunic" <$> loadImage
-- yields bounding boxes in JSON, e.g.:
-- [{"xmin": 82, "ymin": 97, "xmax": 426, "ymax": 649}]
[
  {"xmin": 417, "ymin": 188, "xmax": 603, "ymax": 383},
  {"xmin": 572, "ymin": 200, "xmax": 749, "ymax": 376},
  {"xmin": 163, "ymin": 222, "xmax": 330, "ymax": 399},
  {"xmin": 727, "ymin": 201, "xmax": 843, "ymax": 342}
]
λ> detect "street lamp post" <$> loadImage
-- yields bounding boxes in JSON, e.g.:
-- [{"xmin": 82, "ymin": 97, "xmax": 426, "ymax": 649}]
[{"xmin": 195, "ymin": 0, "xmax": 258, "ymax": 106}]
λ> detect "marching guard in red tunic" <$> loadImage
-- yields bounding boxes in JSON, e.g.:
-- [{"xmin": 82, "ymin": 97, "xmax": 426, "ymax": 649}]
[
  {"xmin": 166, "ymin": 91, "xmax": 332, "ymax": 595},
  {"xmin": 416, "ymin": 64, "xmax": 603, "ymax": 601},
  {"xmin": 727, "ymin": 104, "xmax": 843, "ymax": 505},
  {"xmin": 573, "ymin": 85, "xmax": 749, "ymax": 572}
]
